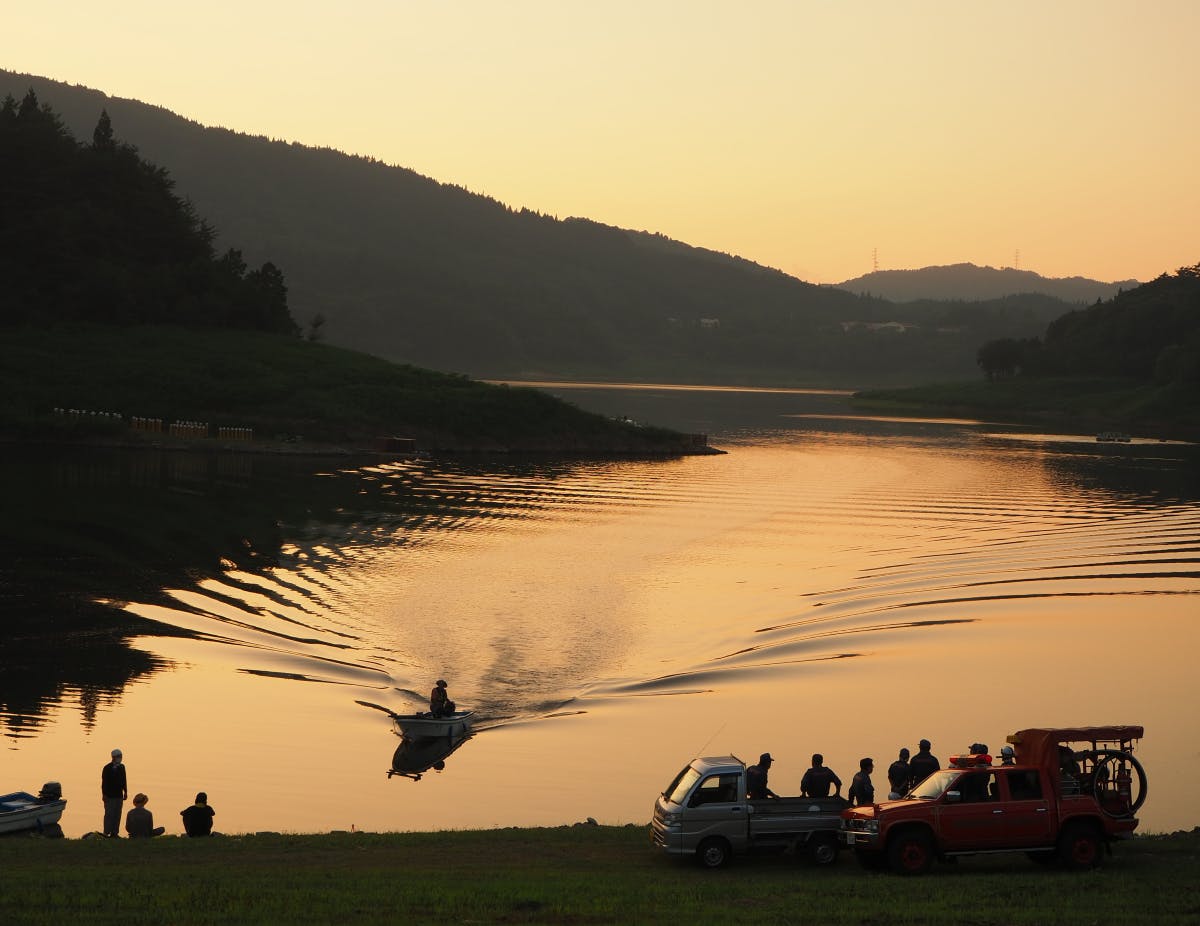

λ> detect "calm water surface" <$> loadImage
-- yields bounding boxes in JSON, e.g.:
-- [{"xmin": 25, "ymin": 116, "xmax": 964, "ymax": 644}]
[{"xmin": 3, "ymin": 386, "xmax": 1197, "ymax": 837}]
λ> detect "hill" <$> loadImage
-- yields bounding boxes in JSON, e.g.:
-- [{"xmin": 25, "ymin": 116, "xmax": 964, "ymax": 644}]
[
  {"xmin": 0, "ymin": 70, "xmax": 1070, "ymax": 387},
  {"xmin": 837, "ymin": 263, "xmax": 1140, "ymax": 303}
]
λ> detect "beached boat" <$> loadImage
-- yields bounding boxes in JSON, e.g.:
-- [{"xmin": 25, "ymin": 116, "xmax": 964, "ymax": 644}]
[
  {"xmin": 0, "ymin": 783, "xmax": 66, "ymax": 834},
  {"xmin": 391, "ymin": 710, "xmax": 475, "ymax": 739}
]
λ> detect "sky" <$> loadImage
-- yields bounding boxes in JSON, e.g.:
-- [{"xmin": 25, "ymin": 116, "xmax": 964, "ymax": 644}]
[{"xmin": 5, "ymin": 1, "xmax": 1198, "ymax": 284}]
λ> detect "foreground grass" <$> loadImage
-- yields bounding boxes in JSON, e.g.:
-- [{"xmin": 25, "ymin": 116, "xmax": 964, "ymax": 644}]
[{"xmin": 2, "ymin": 826, "xmax": 1197, "ymax": 925}]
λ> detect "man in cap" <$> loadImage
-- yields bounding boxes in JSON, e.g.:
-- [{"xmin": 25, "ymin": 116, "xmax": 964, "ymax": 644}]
[
  {"xmin": 101, "ymin": 748, "xmax": 128, "ymax": 837},
  {"xmin": 746, "ymin": 752, "xmax": 778, "ymax": 799},
  {"xmin": 907, "ymin": 738, "xmax": 940, "ymax": 790},
  {"xmin": 999, "ymin": 745, "xmax": 1016, "ymax": 766}
]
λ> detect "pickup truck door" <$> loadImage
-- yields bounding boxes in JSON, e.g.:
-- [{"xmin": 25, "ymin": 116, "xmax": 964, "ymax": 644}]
[
  {"xmin": 997, "ymin": 769, "xmax": 1052, "ymax": 845},
  {"xmin": 683, "ymin": 772, "xmax": 749, "ymax": 852},
  {"xmin": 934, "ymin": 771, "xmax": 1008, "ymax": 851}
]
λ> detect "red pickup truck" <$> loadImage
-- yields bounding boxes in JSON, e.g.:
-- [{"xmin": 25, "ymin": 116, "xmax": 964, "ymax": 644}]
[{"xmin": 842, "ymin": 725, "xmax": 1146, "ymax": 875}]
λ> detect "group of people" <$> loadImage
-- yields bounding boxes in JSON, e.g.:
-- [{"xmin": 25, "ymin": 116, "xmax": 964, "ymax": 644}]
[
  {"xmin": 744, "ymin": 738, "xmax": 950, "ymax": 805},
  {"xmin": 101, "ymin": 748, "xmax": 216, "ymax": 838}
]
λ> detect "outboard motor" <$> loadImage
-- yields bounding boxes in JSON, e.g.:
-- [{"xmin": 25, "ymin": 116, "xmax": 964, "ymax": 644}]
[{"xmin": 37, "ymin": 781, "xmax": 62, "ymax": 802}]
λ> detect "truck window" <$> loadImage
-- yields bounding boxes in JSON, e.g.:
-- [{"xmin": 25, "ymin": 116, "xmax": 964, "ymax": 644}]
[
  {"xmin": 689, "ymin": 773, "xmax": 741, "ymax": 807},
  {"xmin": 957, "ymin": 771, "xmax": 997, "ymax": 803},
  {"xmin": 665, "ymin": 767, "xmax": 702, "ymax": 805},
  {"xmin": 1005, "ymin": 769, "xmax": 1044, "ymax": 801}
]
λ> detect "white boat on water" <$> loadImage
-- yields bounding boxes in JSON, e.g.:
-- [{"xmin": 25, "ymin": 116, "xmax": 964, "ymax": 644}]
[
  {"xmin": 391, "ymin": 710, "xmax": 475, "ymax": 739},
  {"xmin": 0, "ymin": 783, "xmax": 66, "ymax": 835}
]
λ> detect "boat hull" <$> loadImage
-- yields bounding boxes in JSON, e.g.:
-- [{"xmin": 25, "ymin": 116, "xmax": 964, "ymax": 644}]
[
  {"xmin": 392, "ymin": 710, "xmax": 475, "ymax": 738},
  {"xmin": 0, "ymin": 792, "xmax": 67, "ymax": 834}
]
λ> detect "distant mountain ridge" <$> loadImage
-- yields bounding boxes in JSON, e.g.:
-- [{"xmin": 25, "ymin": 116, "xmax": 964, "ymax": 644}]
[
  {"xmin": 837, "ymin": 263, "xmax": 1140, "ymax": 304},
  {"xmin": 0, "ymin": 70, "xmax": 1098, "ymax": 386}
]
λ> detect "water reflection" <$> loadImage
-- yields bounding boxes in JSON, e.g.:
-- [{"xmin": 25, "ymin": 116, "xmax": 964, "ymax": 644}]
[
  {"xmin": 2, "ymin": 391, "xmax": 1198, "ymax": 836},
  {"xmin": 388, "ymin": 733, "xmax": 473, "ymax": 781}
]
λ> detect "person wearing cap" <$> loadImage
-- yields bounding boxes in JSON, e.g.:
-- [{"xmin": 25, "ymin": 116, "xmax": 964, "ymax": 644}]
[
  {"xmin": 847, "ymin": 757, "xmax": 876, "ymax": 806},
  {"xmin": 746, "ymin": 752, "xmax": 778, "ymax": 799},
  {"xmin": 101, "ymin": 748, "xmax": 128, "ymax": 837},
  {"xmin": 800, "ymin": 753, "xmax": 843, "ymax": 799},
  {"xmin": 907, "ymin": 739, "xmax": 940, "ymax": 790},
  {"xmin": 181, "ymin": 792, "xmax": 216, "ymax": 837},
  {"xmin": 125, "ymin": 793, "xmax": 165, "ymax": 837},
  {"xmin": 1000, "ymin": 745, "xmax": 1016, "ymax": 766},
  {"xmin": 429, "ymin": 679, "xmax": 455, "ymax": 718}
]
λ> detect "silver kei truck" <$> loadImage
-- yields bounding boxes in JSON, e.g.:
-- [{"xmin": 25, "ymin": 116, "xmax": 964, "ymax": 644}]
[{"xmin": 651, "ymin": 755, "xmax": 845, "ymax": 868}]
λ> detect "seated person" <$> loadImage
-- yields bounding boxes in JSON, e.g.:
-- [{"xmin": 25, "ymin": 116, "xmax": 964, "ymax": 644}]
[
  {"xmin": 125, "ymin": 793, "xmax": 165, "ymax": 837},
  {"xmin": 181, "ymin": 791, "xmax": 216, "ymax": 836},
  {"xmin": 429, "ymin": 680, "xmax": 455, "ymax": 718}
]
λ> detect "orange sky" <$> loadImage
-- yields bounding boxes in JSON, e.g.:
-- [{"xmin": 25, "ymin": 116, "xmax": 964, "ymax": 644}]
[{"xmin": 5, "ymin": 0, "xmax": 1198, "ymax": 283}]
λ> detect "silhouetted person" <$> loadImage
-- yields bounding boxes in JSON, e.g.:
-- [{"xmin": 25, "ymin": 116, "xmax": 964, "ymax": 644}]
[
  {"xmin": 1000, "ymin": 745, "xmax": 1016, "ymax": 766},
  {"xmin": 746, "ymin": 753, "xmax": 778, "ymax": 799},
  {"xmin": 800, "ymin": 753, "xmax": 843, "ymax": 798},
  {"xmin": 101, "ymin": 748, "xmax": 127, "ymax": 837},
  {"xmin": 125, "ymin": 793, "xmax": 165, "ymax": 837},
  {"xmin": 181, "ymin": 792, "xmax": 216, "ymax": 837},
  {"xmin": 847, "ymin": 758, "xmax": 875, "ymax": 807},
  {"xmin": 429, "ymin": 679, "xmax": 455, "ymax": 717},
  {"xmin": 887, "ymin": 748, "xmax": 911, "ymax": 799},
  {"xmin": 908, "ymin": 739, "xmax": 940, "ymax": 789}
]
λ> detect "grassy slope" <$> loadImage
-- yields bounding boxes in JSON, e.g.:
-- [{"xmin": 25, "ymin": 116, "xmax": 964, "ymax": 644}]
[
  {"xmin": 854, "ymin": 377, "xmax": 1199, "ymax": 440},
  {"xmin": 0, "ymin": 826, "xmax": 1196, "ymax": 925},
  {"xmin": 0, "ymin": 325, "xmax": 697, "ymax": 452}
]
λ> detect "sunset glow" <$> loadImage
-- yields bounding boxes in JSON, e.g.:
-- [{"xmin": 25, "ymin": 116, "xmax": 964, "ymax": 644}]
[{"xmin": 6, "ymin": 0, "xmax": 1197, "ymax": 284}]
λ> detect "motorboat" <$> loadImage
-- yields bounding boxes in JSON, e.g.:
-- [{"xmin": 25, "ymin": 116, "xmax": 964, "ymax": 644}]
[
  {"xmin": 0, "ymin": 783, "xmax": 66, "ymax": 834},
  {"xmin": 391, "ymin": 710, "xmax": 475, "ymax": 739}
]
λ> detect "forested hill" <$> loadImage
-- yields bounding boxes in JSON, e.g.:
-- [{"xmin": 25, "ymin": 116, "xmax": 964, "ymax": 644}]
[
  {"xmin": 838, "ymin": 263, "xmax": 1140, "ymax": 304},
  {"xmin": 1, "ymin": 71, "xmax": 1075, "ymax": 386},
  {"xmin": 0, "ymin": 90, "xmax": 296, "ymax": 334}
]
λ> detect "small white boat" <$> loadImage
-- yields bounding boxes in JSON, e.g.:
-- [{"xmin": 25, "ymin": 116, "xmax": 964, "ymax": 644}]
[
  {"xmin": 0, "ymin": 783, "xmax": 66, "ymax": 835},
  {"xmin": 391, "ymin": 710, "xmax": 475, "ymax": 739}
]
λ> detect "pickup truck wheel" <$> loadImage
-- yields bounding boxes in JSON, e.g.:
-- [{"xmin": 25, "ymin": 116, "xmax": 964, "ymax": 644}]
[
  {"xmin": 888, "ymin": 832, "xmax": 934, "ymax": 876},
  {"xmin": 696, "ymin": 837, "xmax": 732, "ymax": 869},
  {"xmin": 1057, "ymin": 823, "xmax": 1103, "ymax": 870},
  {"xmin": 806, "ymin": 832, "xmax": 840, "ymax": 866}
]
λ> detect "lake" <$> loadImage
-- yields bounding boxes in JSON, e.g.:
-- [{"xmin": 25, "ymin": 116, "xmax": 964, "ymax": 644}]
[{"xmin": 2, "ymin": 385, "xmax": 1197, "ymax": 838}]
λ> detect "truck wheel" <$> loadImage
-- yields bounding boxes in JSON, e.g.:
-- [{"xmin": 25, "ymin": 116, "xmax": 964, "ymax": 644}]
[
  {"xmin": 1057, "ymin": 823, "xmax": 1103, "ymax": 870},
  {"xmin": 696, "ymin": 837, "xmax": 732, "ymax": 869},
  {"xmin": 806, "ymin": 832, "xmax": 840, "ymax": 866},
  {"xmin": 888, "ymin": 832, "xmax": 934, "ymax": 876}
]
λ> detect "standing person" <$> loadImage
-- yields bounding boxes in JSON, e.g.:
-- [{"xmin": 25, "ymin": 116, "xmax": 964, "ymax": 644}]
[
  {"xmin": 887, "ymin": 748, "xmax": 911, "ymax": 799},
  {"xmin": 847, "ymin": 757, "xmax": 876, "ymax": 807},
  {"xmin": 999, "ymin": 745, "xmax": 1016, "ymax": 766},
  {"xmin": 800, "ymin": 753, "xmax": 843, "ymax": 798},
  {"xmin": 908, "ymin": 739, "xmax": 940, "ymax": 789},
  {"xmin": 101, "ymin": 748, "xmax": 127, "ymax": 838},
  {"xmin": 181, "ymin": 792, "xmax": 216, "ymax": 837},
  {"xmin": 746, "ymin": 753, "xmax": 778, "ymax": 799},
  {"xmin": 125, "ymin": 793, "xmax": 165, "ymax": 837},
  {"xmin": 429, "ymin": 680, "xmax": 455, "ymax": 717}
]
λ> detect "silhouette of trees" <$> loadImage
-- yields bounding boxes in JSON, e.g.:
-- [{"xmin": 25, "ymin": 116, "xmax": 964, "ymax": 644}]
[{"xmin": 0, "ymin": 91, "xmax": 298, "ymax": 335}]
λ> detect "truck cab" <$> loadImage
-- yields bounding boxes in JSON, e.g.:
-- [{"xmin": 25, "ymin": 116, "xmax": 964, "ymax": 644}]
[{"xmin": 652, "ymin": 755, "xmax": 844, "ymax": 868}]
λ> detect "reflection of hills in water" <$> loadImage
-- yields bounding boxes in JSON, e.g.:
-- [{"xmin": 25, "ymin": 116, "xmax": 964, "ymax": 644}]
[{"xmin": 3, "ymin": 433, "xmax": 1198, "ymax": 740}]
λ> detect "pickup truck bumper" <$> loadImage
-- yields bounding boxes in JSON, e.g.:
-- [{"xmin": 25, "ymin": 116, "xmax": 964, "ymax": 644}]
[{"xmin": 842, "ymin": 829, "xmax": 881, "ymax": 849}]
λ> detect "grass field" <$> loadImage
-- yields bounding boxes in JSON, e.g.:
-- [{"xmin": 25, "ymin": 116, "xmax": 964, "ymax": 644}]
[{"xmin": 2, "ymin": 826, "xmax": 1197, "ymax": 925}]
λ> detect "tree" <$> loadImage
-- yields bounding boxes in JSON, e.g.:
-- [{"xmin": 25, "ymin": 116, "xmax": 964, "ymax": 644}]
[{"xmin": 92, "ymin": 109, "xmax": 114, "ymax": 149}]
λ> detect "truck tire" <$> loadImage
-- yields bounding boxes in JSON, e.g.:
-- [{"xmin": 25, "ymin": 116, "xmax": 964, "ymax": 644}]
[
  {"xmin": 696, "ymin": 836, "xmax": 732, "ymax": 869},
  {"xmin": 887, "ymin": 831, "xmax": 935, "ymax": 876},
  {"xmin": 1057, "ymin": 822, "xmax": 1103, "ymax": 870},
  {"xmin": 805, "ymin": 832, "xmax": 840, "ymax": 866}
]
